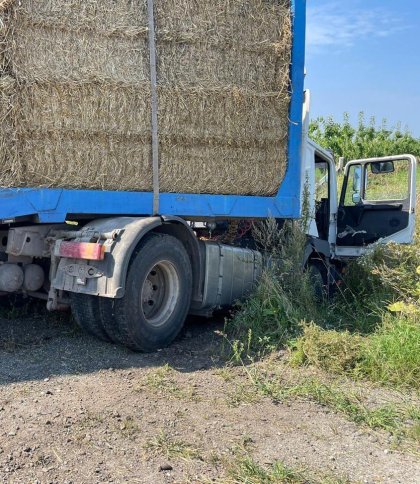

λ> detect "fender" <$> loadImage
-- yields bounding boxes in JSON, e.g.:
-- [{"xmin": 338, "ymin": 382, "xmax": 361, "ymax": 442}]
[
  {"xmin": 53, "ymin": 216, "xmax": 162, "ymax": 297},
  {"xmin": 303, "ymin": 236, "xmax": 331, "ymax": 266},
  {"xmin": 155, "ymin": 216, "xmax": 204, "ymax": 304},
  {"xmin": 52, "ymin": 216, "xmax": 203, "ymax": 300}
]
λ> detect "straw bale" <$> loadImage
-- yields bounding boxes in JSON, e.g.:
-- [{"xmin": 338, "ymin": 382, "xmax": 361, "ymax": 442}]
[
  {"xmin": 0, "ymin": 0, "xmax": 292, "ymax": 196},
  {"xmin": 18, "ymin": 84, "xmax": 287, "ymax": 140},
  {"xmin": 159, "ymin": 143, "xmax": 287, "ymax": 195}
]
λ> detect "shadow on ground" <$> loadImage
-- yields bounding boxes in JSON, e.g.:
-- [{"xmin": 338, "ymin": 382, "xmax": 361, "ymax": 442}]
[{"xmin": 0, "ymin": 304, "xmax": 226, "ymax": 385}]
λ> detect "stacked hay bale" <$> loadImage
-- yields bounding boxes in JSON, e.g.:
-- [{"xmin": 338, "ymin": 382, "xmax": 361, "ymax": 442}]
[{"xmin": 0, "ymin": 0, "xmax": 292, "ymax": 195}]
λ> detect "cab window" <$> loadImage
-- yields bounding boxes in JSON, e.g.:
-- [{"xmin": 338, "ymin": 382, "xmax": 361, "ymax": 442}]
[
  {"xmin": 364, "ymin": 159, "xmax": 410, "ymax": 201},
  {"xmin": 315, "ymin": 162, "xmax": 329, "ymax": 202},
  {"xmin": 315, "ymin": 160, "xmax": 330, "ymax": 239},
  {"xmin": 343, "ymin": 164, "xmax": 362, "ymax": 206}
]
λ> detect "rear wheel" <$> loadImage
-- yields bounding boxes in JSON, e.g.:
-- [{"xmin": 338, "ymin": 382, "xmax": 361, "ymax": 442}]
[
  {"xmin": 98, "ymin": 297, "xmax": 122, "ymax": 344},
  {"xmin": 110, "ymin": 233, "xmax": 192, "ymax": 352},
  {"xmin": 70, "ymin": 293, "xmax": 110, "ymax": 342}
]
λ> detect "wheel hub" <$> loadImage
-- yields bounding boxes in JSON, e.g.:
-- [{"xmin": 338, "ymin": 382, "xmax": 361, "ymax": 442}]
[
  {"xmin": 140, "ymin": 261, "xmax": 180, "ymax": 327},
  {"xmin": 141, "ymin": 279, "xmax": 154, "ymax": 305}
]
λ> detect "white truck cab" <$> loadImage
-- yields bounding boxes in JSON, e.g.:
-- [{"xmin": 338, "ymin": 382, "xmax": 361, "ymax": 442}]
[{"xmin": 302, "ymin": 92, "xmax": 417, "ymax": 267}]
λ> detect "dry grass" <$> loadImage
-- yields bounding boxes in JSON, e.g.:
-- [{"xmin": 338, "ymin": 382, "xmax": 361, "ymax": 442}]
[
  {"xmin": 0, "ymin": 0, "xmax": 292, "ymax": 195},
  {"xmin": 291, "ymin": 324, "xmax": 364, "ymax": 374},
  {"xmin": 144, "ymin": 430, "xmax": 202, "ymax": 461}
]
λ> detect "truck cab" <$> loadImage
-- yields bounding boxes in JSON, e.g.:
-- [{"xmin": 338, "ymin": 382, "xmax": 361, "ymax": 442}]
[
  {"xmin": 305, "ymin": 143, "xmax": 416, "ymax": 260},
  {"xmin": 302, "ymin": 95, "xmax": 417, "ymax": 266}
]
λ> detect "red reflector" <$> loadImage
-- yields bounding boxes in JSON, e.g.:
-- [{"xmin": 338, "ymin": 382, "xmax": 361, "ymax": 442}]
[{"xmin": 58, "ymin": 241, "xmax": 105, "ymax": 261}]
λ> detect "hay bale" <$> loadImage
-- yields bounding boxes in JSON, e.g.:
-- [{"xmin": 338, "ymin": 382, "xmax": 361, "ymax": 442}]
[{"xmin": 0, "ymin": 0, "xmax": 292, "ymax": 196}]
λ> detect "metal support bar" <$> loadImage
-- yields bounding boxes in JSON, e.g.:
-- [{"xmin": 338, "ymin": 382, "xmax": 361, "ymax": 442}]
[{"xmin": 147, "ymin": 0, "xmax": 160, "ymax": 215}]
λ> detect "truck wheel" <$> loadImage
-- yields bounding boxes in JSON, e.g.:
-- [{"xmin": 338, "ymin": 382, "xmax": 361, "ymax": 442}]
[
  {"xmin": 112, "ymin": 233, "xmax": 192, "ymax": 352},
  {"xmin": 70, "ymin": 293, "xmax": 110, "ymax": 342},
  {"xmin": 97, "ymin": 297, "xmax": 124, "ymax": 344},
  {"xmin": 308, "ymin": 259, "xmax": 328, "ymax": 301}
]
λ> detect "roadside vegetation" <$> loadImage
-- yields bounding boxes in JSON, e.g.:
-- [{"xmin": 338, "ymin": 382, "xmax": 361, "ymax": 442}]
[
  {"xmin": 292, "ymin": 239, "xmax": 420, "ymax": 388},
  {"xmin": 228, "ymin": 212, "xmax": 419, "ymax": 389},
  {"xmin": 225, "ymin": 114, "xmax": 420, "ymax": 443}
]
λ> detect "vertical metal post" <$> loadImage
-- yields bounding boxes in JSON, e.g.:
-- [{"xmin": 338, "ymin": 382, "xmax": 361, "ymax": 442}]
[
  {"xmin": 337, "ymin": 157, "xmax": 345, "ymax": 174},
  {"xmin": 147, "ymin": 0, "xmax": 160, "ymax": 215}
]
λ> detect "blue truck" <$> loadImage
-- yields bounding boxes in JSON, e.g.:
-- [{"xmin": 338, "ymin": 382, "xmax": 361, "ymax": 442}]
[{"xmin": 0, "ymin": 1, "xmax": 416, "ymax": 350}]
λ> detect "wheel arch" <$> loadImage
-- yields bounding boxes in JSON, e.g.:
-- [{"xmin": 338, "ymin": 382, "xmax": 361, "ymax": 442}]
[
  {"xmin": 53, "ymin": 216, "xmax": 203, "ymax": 301},
  {"xmin": 153, "ymin": 216, "xmax": 203, "ymax": 303},
  {"xmin": 303, "ymin": 236, "xmax": 331, "ymax": 267}
]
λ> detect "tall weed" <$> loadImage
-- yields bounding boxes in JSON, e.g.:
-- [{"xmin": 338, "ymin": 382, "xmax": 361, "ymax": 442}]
[
  {"xmin": 226, "ymin": 212, "xmax": 420, "ymax": 387},
  {"xmin": 227, "ymin": 219, "xmax": 318, "ymax": 358}
]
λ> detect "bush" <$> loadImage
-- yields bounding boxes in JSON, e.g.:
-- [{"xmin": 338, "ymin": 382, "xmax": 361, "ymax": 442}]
[
  {"xmin": 291, "ymin": 324, "xmax": 364, "ymax": 374},
  {"xmin": 228, "ymin": 270, "xmax": 302, "ymax": 357},
  {"xmin": 359, "ymin": 314, "xmax": 420, "ymax": 388},
  {"xmin": 228, "ymin": 225, "xmax": 420, "ymax": 387},
  {"xmin": 345, "ymin": 241, "xmax": 420, "ymax": 302}
]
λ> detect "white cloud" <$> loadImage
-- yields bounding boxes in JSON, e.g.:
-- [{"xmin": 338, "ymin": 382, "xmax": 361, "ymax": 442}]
[{"xmin": 307, "ymin": 2, "xmax": 405, "ymax": 52}]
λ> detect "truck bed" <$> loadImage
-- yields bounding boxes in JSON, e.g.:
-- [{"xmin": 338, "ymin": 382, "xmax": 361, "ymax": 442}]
[{"xmin": 0, "ymin": 0, "xmax": 305, "ymax": 224}]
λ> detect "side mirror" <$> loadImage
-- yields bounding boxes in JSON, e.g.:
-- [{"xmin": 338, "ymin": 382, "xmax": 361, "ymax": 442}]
[
  {"xmin": 371, "ymin": 161, "xmax": 394, "ymax": 174},
  {"xmin": 352, "ymin": 193, "xmax": 361, "ymax": 204}
]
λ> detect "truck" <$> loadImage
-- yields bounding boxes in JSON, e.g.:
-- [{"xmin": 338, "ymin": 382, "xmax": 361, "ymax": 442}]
[{"xmin": 0, "ymin": 1, "xmax": 416, "ymax": 351}]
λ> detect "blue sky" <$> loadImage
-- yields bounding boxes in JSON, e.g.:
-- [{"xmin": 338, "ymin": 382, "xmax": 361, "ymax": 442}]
[{"xmin": 305, "ymin": 0, "xmax": 420, "ymax": 136}]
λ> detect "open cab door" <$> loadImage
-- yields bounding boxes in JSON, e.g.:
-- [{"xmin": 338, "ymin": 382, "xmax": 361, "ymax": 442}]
[{"xmin": 335, "ymin": 155, "xmax": 417, "ymax": 257}]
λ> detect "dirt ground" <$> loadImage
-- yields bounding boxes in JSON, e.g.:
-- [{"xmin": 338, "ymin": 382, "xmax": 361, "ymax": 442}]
[{"xmin": 0, "ymin": 311, "xmax": 419, "ymax": 483}]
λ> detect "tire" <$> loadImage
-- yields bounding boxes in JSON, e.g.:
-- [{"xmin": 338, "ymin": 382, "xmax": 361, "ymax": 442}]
[
  {"xmin": 308, "ymin": 259, "xmax": 328, "ymax": 301},
  {"xmin": 111, "ymin": 233, "xmax": 193, "ymax": 352},
  {"xmin": 70, "ymin": 293, "xmax": 110, "ymax": 342},
  {"xmin": 97, "ymin": 297, "xmax": 124, "ymax": 344}
]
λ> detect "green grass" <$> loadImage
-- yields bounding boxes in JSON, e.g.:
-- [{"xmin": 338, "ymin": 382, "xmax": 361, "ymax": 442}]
[
  {"xmin": 290, "ymin": 324, "xmax": 364, "ymax": 374},
  {"xmin": 291, "ymin": 315, "xmax": 420, "ymax": 389},
  {"xmin": 224, "ymin": 158, "xmax": 419, "ymax": 449},
  {"xmin": 359, "ymin": 314, "xmax": 420, "ymax": 387},
  {"xmin": 226, "ymin": 209, "xmax": 420, "ymax": 388},
  {"xmin": 279, "ymin": 380, "xmax": 417, "ymax": 436},
  {"xmin": 217, "ymin": 449, "xmax": 349, "ymax": 484},
  {"xmin": 362, "ymin": 164, "xmax": 418, "ymax": 202},
  {"xmin": 137, "ymin": 364, "xmax": 200, "ymax": 401},
  {"xmin": 226, "ymin": 382, "xmax": 261, "ymax": 407},
  {"xmin": 225, "ymin": 456, "xmax": 312, "ymax": 484},
  {"xmin": 364, "ymin": 165, "xmax": 410, "ymax": 201},
  {"xmin": 226, "ymin": 220, "xmax": 320, "ymax": 360},
  {"xmin": 226, "ymin": 270, "xmax": 309, "ymax": 358}
]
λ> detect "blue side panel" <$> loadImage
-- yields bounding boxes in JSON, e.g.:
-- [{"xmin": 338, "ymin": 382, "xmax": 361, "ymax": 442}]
[{"xmin": 0, "ymin": 1, "xmax": 306, "ymax": 224}]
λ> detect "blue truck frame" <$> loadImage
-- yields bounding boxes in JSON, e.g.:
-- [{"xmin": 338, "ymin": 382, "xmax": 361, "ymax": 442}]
[{"xmin": 0, "ymin": 0, "xmax": 306, "ymax": 225}]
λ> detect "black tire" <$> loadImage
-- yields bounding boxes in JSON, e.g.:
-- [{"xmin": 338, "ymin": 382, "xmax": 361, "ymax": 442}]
[
  {"xmin": 308, "ymin": 259, "xmax": 328, "ymax": 301},
  {"xmin": 111, "ymin": 233, "xmax": 192, "ymax": 352},
  {"xmin": 70, "ymin": 293, "xmax": 110, "ymax": 342},
  {"xmin": 97, "ymin": 297, "xmax": 124, "ymax": 344}
]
